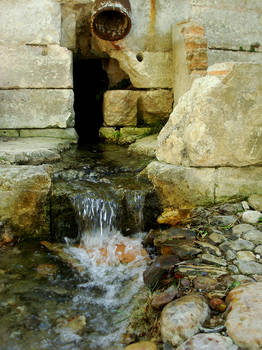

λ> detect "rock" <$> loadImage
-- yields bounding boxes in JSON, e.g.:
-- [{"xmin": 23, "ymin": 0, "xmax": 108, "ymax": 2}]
[
  {"xmin": 0, "ymin": 137, "xmax": 72, "ymax": 165},
  {"xmin": 20, "ymin": 129, "xmax": 78, "ymax": 141},
  {"xmin": 99, "ymin": 127, "xmax": 118, "ymax": 143},
  {"xmin": 124, "ymin": 341, "xmax": 157, "ymax": 350},
  {"xmin": 241, "ymin": 201, "xmax": 250, "ymax": 211},
  {"xmin": 0, "ymin": 89, "xmax": 74, "ymax": 129},
  {"xmin": 215, "ymin": 167, "xmax": 262, "ymax": 203},
  {"xmin": 67, "ymin": 315, "xmax": 86, "ymax": 334},
  {"xmin": 209, "ymin": 215, "xmax": 237, "ymax": 227},
  {"xmin": 236, "ymin": 261, "xmax": 262, "ymax": 275},
  {"xmin": 228, "ymin": 265, "xmax": 239, "ymax": 274},
  {"xmin": 0, "ymin": 165, "xmax": 52, "ymax": 238},
  {"xmin": 200, "ymin": 254, "xmax": 227, "ymax": 267},
  {"xmin": 143, "ymin": 255, "xmax": 179, "ymax": 289},
  {"xmin": 193, "ymin": 276, "xmax": 218, "ymax": 291},
  {"xmin": 255, "ymin": 246, "xmax": 262, "ymax": 255},
  {"xmin": 209, "ymin": 298, "xmax": 227, "ymax": 312},
  {"xmin": 119, "ymin": 127, "xmax": 152, "ymax": 145},
  {"xmin": 146, "ymin": 161, "xmax": 215, "ymax": 208},
  {"xmin": 36, "ymin": 263, "xmax": 59, "ymax": 276},
  {"xmin": 195, "ymin": 241, "xmax": 221, "ymax": 257},
  {"xmin": 242, "ymin": 210, "xmax": 262, "ymax": 224},
  {"xmin": 157, "ymin": 62, "xmax": 262, "ymax": 167},
  {"xmin": 153, "ymin": 227, "xmax": 196, "ymax": 246},
  {"xmin": 139, "ymin": 90, "xmax": 173, "ymax": 125},
  {"xmin": 236, "ymin": 251, "xmax": 256, "ymax": 261},
  {"xmin": 227, "ymin": 239, "xmax": 255, "ymax": 251},
  {"xmin": 0, "ymin": 45, "xmax": 72, "ymax": 89},
  {"xmin": 151, "ymin": 285, "xmax": 178, "ymax": 309},
  {"xmin": 103, "ymin": 90, "xmax": 139, "ymax": 127},
  {"xmin": 232, "ymin": 224, "xmax": 255, "ymax": 236},
  {"xmin": 0, "ymin": 0, "xmax": 61, "ymax": 45},
  {"xmin": 128, "ymin": 135, "xmax": 157, "ymax": 158},
  {"xmin": 177, "ymin": 333, "xmax": 238, "ymax": 350},
  {"xmin": 161, "ymin": 294, "xmax": 209, "ymax": 347},
  {"xmin": 248, "ymin": 194, "xmax": 262, "ymax": 211},
  {"xmin": 157, "ymin": 208, "xmax": 192, "ymax": 226},
  {"xmin": 225, "ymin": 250, "xmax": 236, "ymax": 261},
  {"xmin": 226, "ymin": 282, "xmax": 262, "ymax": 349},
  {"xmin": 208, "ymin": 232, "xmax": 226, "ymax": 245},
  {"xmin": 243, "ymin": 229, "xmax": 262, "ymax": 244},
  {"xmin": 176, "ymin": 263, "xmax": 227, "ymax": 277},
  {"xmin": 161, "ymin": 244, "xmax": 201, "ymax": 260}
]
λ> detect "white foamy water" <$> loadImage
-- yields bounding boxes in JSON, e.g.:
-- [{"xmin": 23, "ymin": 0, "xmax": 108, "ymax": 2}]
[{"xmin": 65, "ymin": 195, "xmax": 147, "ymax": 349}]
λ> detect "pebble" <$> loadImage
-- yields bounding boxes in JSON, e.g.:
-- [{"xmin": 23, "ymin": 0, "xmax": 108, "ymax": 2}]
[
  {"xmin": 243, "ymin": 229, "xmax": 262, "ymax": 244},
  {"xmin": 177, "ymin": 333, "xmax": 238, "ymax": 350},
  {"xmin": 201, "ymin": 253, "xmax": 227, "ymax": 267},
  {"xmin": 124, "ymin": 341, "xmax": 157, "ymax": 350},
  {"xmin": 236, "ymin": 260, "xmax": 262, "ymax": 275},
  {"xmin": 225, "ymin": 250, "xmax": 236, "ymax": 261},
  {"xmin": 255, "ymin": 245, "xmax": 262, "ymax": 255},
  {"xmin": 193, "ymin": 276, "xmax": 218, "ymax": 291},
  {"xmin": 161, "ymin": 295, "xmax": 209, "ymax": 347},
  {"xmin": 242, "ymin": 210, "xmax": 262, "ymax": 224},
  {"xmin": 241, "ymin": 201, "xmax": 250, "ymax": 211},
  {"xmin": 236, "ymin": 251, "xmax": 256, "ymax": 261},
  {"xmin": 232, "ymin": 223, "xmax": 254, "ymax": 236},
  {"xmin": 195, "ymin": 241, "xmax": 221, "ymax": 256},
  {"xmin": 36, "ymin": 263, "xmax": 59, "ymax": 277},
  {"xmin": 228, "ymin": 265, "xmax": 239, "ymax": 274},
  {"xmin": 248, "ymin": 194, "xmax": 262, "ymax": 211},
  {"xmin": 208, "ymin": 232, "xmax": 226, "ymax": 245},
  {"xmin": 210, "ymin": 215, "xmax": 237, "ymax": 227},
  {"xmin": 151, "ymin": 285, "xmax": 178, "ymax": 309},
  {"xmin": 228, "ymin": 239, "xmax": 255, "ymax": 251},
  {"xmin": 226, "ymin": 282, "xmax": 262, "ymax": 349}
]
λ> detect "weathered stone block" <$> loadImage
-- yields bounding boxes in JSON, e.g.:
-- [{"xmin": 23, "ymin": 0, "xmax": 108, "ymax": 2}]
[
  {"xmin": 0, "ymin": 45, "xmax": 73, "ymax": 89},
  {"xmin": 0, "ymin": 0, "xmax": 61, "ymax": 45},
  {"xmin": 0, "ymin": 90, "xmax": 74, "ymax": 129},
  {"xmin": 109, "ymin": 50, "xmax": 173, "ymax": 88},
  {"xmin": 215, "ymin": 167, "xmax": 262, "ymax": 203},
  {"xmin": 61, "ymin": 9, "xmax": 76, "ymax": 50},
  {"xmin": 146, "ymin": 161, "xmax": 215, "ymax": 208},
  {"xmin": 103, "ymin": 90, "xmax": 139, "ymax": 127},
  {"xmin": 157, "ymin": 63, "xmax": 262, "ymax": 167},
  {"xmin": 139, "ymin": 90, "xmax": 173, "ymax": 125},
  {"xmin": 208, "ymin": 50, "xmax": 262, "ymax": 67},
  {"xmin": 0, "ymin": 165, "xmax": 52, "ymax": 238},
  {"xmin": 0, "ymin": 130, "xmax": 19, "ymax": 137},
  {"xmin": 20, "ymin": 128, "xmax": 78, "ymax": 141}
]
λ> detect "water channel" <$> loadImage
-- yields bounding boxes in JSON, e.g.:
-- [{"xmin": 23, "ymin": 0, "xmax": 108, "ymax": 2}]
[{"xmin": 0, "ymin": 144, "xmax": 157, "ymax": 350}]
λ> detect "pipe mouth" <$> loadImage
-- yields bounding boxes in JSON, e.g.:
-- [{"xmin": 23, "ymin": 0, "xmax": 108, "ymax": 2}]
[{"xmin": 91, "ymin": 8, "xmax": 132, "ymax": 41}]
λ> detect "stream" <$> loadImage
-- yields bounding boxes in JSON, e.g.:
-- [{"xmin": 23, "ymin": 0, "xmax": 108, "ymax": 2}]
[{"xmin": 0, "ymin": 144, "xmax": 157, "ymax": 350}]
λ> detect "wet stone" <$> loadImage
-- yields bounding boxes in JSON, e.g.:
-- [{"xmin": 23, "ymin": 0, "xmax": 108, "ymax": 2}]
[
  {"xmin": 236, "ymin": 260, "xmax": 262, "ymax": 275},
  {"xmin": 232, "ymin": 223, "xmax": 255, "ymax": 236},
  {"xmin": 227, "ymin": 239, "xmax": 255, "ymax": 251},
  {"xmin": 226, "ymin": 250, "xmax": 236, "ymax": 261},
  {"xmin": 195, "ymin": 241, "xmax": 221, "ymax": 256},
  {"xmin": 160, "ymin": 243, "xmax": 202, "ymax": 260},
  {"xmin": 209, "ymin": 215, "xmax": 238, "ymax": 227},
  {"xmin": 226, "ymin": 282, "xmax": 262, "ymax": 349},
  {"xmin": 236, "ymin": 251, "xmax": 256, "ymax": 261},
  {"xmin": 143, "ymin": 255, "xmax": 179, "ymax": 289},
  {"xmin": 177, "ymin": 263, "xmax": 227, "ymax": 277},
  {"xmin": 151, "ymin": 285, "xmax": 178, "ymax": 309},
  {"xmin": 161, "ymin": 295, "xmax": 209, "ymax": 347},
  {"xmin": 36, "ymin": 263, "xmax": 59, "ymax": 277},
  {"xmin": 242, "ymin": 210, "xmax": 262, "ymax": 224},
  {"xmin": 153, "ymin": 227, "xmax": 196, "ymax": 247},
  {"xmin": 193, "ymin": 276, "xmax": 218, "ymax": 291},
  {"xmin": 208, "ymin": 232, "xmax": 226, "ymax": 245},
  {"xmin": 201, "ymin": 253, "xmax": 227, "ymax": 267},
  {"xmin": 243, "ymin": 229, "xmax": 262, "ymax": 244},
  {"xmin": 177, "ymin": 333, "xmax": 238, "ymax": 350}
]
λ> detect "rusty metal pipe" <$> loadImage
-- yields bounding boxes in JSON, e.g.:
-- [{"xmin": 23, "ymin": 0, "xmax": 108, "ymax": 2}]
[{"xmin": 91, "ymin": 0, "xmax": 132, "ymax": 41}]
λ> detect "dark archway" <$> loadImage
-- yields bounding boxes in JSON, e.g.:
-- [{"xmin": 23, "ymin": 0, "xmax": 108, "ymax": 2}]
[{"xmin": 73, "ymin": 58, "xmax": 109, "ymax": 145}]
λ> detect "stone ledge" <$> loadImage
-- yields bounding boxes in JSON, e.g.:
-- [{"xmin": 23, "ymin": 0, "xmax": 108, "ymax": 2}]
[{"xmin": 146, "ymin": 161, "xmax": 262, "ymax": 208}]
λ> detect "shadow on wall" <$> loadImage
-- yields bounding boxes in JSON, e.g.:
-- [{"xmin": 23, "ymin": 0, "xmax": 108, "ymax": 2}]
[{"xmin": 73, "ymin": 58, "xmax": 109, "ymax": 145}]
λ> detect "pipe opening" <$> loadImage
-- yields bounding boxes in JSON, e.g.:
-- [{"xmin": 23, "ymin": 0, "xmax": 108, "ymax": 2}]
[{"xmin": 92, "ymin": 9, "xmax": 131, "ymax": 41}]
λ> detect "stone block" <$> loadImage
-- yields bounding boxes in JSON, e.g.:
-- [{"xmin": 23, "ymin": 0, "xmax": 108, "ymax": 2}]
[
  {"xmin": 157, "ymin": 63, "xmax": 262, "ymax": 167},
  {"xmin": 0, "ymin": 0, "xmax": 61, "ymax": 45},
  {"xmin": 103, "ymin": 90, "xmax": 139, "ymax": 127},
  {"xmin": 61, "ymin": 8, "xmax": 76, "ymax": 50},
  {"xmin": 208, "ymin": 49, "xmax": 262, "ymax": 66},
  {"xmin": 0, "ymin": 90, "xmax": 74, "ymax": 129},
  {"xmin": 0, "ymin": 165, "xmax": 52, "ymax": 238},
  {"xmin": 139, "ymin": 90, "xmax": 173, "ymax": 125},
  {"xmin": 20, "ymin": 128, "xmax": 78, "ymax": 141},
  {"xmin": 0, "ymin": 45, "xmax": 73, "ymax": 89},
  {"xmin": 109, "ymin": 50, "xmax": 173, "ymax": 88},
  {"xmin": 0, "ymin": 130, "xmax": 19, "ymax": 137},
  {"xmin": 215, "ymin": 167, "xmax": 262, "ymax": 203},
  {"xmin": 146, "ymin": 161, "xmax": 215, "ymax": 208}
]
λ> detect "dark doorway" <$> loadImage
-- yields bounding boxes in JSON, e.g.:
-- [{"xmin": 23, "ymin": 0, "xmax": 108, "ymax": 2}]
[{"xmin": 73, "ymin": 58, "xmax": 109, "ymax": 145}]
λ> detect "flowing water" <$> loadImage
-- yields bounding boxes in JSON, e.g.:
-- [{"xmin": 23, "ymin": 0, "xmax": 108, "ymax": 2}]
[{"xmin": 0, "ymin": 144, "xmax": 155, "ymax": 350}]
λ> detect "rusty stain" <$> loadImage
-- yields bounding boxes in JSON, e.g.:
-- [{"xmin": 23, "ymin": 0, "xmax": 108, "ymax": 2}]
[{"xmin": 146, "ymin": 0, "xmax": 156, "ymax": 50}]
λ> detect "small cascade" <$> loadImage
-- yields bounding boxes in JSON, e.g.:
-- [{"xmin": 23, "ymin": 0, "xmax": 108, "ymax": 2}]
[{"xmin": 64, "ymin": 187, "xmax": 148, "ymax": 349}]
